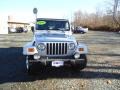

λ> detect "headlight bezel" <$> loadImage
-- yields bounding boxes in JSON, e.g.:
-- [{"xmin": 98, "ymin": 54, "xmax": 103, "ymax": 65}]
[
  {"xmin": 37, "ymin": 43, "xmax": 46, "ymax": 50},
  {"xmin": 68, "ymin": 43, "xmax": 75, "ymax": 50}
]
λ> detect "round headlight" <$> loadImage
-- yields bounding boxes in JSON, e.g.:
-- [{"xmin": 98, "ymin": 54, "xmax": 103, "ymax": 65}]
[
  {"xmin": 69, "ymin": 43, "xmax": 75, "ymax": 50},
  {"xmin": 37, "ymin": 43, "xmax": 45, "ymax": 50}
]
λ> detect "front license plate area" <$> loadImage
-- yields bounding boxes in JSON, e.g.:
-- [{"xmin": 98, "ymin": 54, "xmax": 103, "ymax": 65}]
[{"xmin": 52, "ymin": 61, "xmax": 64, "ymax": 67}]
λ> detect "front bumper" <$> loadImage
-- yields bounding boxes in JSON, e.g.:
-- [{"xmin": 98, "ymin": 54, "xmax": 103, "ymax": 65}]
[
  {"xmin": 28, "ymin": 58, "xmax": 85, "ymax": 67},
  {"xmin": 28, "ymin": 58, "xmax": 85, "ymax": 62},
  {"xmin": 27, "ymin": 55, "xmax": 85, "ymax": 67},
  {"xmin": 28, "ymin": 55, "xmax": 84, "ymax": 62}
]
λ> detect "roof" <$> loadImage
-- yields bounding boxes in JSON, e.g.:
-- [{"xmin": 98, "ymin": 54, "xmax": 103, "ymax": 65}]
[
  {"xmin": 8, "ymin": 21, "xmax": 29, "ymax": 25},
  {"xmin": 37, "ymin": 18, "xmax": 69, "ymax": 21}
]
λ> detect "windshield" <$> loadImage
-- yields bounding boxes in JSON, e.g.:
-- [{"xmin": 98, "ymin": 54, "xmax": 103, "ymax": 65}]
[{"xmin": 36, "ymin": 20, "xmax": 70, "ymax": 30}]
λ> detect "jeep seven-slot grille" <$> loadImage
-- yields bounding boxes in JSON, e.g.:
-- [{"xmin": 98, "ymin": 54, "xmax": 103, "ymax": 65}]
[{"xmin": 47, "ymin": 43, "xmax": 67, "ymax": 55}]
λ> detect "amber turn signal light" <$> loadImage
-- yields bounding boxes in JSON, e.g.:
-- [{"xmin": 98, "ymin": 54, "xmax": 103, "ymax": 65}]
[
  {"xmin": 79, "ymin": 48, "xmax": 84, "ymax": 51},
  {"xmin": 28, "ymin": 48, "xmax": 34, "ymax": 52}
]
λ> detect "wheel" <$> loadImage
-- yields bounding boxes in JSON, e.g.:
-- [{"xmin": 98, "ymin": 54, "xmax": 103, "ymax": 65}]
[
  {"xmin": 26, "ymin": 56, "xmax": 35, "ymax": 75},
  {"xmin": 82, "ymin": 32, "xmax": 85, "ymax": 34},
  {"xmin": 80, "ymin": 31, "xmax": 84, "ymax": 34},
  {"xmin": 26, "ymin": 56, "xmax": 45, "ymax": 75},
  {"xmin": 26, "ymin": 56, "xmax": 32, "ymax": 75},
  {"xmin": 72, "ymin": 54, "xmax": 87, "ymax": 71}
]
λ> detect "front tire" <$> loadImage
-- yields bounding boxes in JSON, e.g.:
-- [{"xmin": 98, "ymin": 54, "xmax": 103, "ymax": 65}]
[
  {"xmin": 72, "ymin": 54, "xmax": 87, "ymax": 71},
  {"xmin": 26, "ymin": 56, "xmax": 35, "ymax": 75},
  {"xmin": 26, "ymin": 56, "xmax": 37, "ymax": 75},
  {"xmin": 26, "ymin": 55, "xmax": 45, "ymax": 75}
]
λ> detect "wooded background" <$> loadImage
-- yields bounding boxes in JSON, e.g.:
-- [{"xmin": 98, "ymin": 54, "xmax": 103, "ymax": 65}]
[{"xmin": 72, "ymin": 0, "xmax": 120, "ymax": 32}]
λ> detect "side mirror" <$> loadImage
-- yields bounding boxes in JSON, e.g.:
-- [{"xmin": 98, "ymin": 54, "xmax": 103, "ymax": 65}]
[{"xmin": 31, "ymin": 26, "xmax": 34, "ymax": 33}]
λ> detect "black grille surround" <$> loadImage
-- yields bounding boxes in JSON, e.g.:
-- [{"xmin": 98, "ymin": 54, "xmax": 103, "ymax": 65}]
[{"xmin": 46, "ymin": 42, "xmax": 68, "ymax": 55}]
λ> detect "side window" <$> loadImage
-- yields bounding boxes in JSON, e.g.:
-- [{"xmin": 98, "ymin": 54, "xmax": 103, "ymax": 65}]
[{"xmin": 65, "ymin": 22, "xmax": 70, "ymax": 30}]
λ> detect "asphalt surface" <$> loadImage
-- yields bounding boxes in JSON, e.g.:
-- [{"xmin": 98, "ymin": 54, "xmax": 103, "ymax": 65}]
[{"xmin": 0, "ymin": 31, "xmax": 120, "ymax": 90}]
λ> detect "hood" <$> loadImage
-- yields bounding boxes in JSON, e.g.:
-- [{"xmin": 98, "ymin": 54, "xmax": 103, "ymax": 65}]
[{"xmin": 34, "ymin": 31, "xmax": 75, "ymax": 42}]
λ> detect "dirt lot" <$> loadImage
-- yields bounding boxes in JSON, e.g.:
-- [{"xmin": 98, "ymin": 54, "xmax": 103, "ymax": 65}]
[{"xmin": 0, "ymin": 31, "xmax": 120, "ymax": 90}]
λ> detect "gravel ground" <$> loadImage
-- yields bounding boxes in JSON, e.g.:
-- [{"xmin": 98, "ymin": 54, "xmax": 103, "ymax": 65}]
[{"xmin": 0, "ymin": 31, "xmax": 120, "ymax": 90}]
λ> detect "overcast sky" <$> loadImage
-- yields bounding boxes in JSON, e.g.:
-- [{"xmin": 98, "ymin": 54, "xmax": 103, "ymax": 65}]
[{"xmin": 0, "ymin": 0, "xmax": 106, "ymax": 22}]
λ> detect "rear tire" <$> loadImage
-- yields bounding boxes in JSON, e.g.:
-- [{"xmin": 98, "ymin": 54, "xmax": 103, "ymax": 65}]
[{"xmin": 72, "ymin": 54, "xmax": 87, "ymax": 71}]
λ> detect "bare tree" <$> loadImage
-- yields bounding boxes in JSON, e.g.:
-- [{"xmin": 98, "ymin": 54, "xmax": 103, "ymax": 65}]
[
  {"xmin": 113, "ymin": 0, "xmax": 120, "ymax": 27},
  {"xmin": 72, "ymin": 0, "xmax": 120, "ymax": 31}
]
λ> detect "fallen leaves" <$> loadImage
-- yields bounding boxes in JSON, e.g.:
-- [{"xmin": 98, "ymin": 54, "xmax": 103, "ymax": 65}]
[{"xmin": 106, "ymin": 80, "xmax": 112, "ymax": 84}]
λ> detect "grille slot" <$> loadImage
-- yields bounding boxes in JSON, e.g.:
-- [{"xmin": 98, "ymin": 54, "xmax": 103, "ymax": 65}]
[{"xmin": 47, "ymin": 42, "xmax": 67, "ymax": 55}]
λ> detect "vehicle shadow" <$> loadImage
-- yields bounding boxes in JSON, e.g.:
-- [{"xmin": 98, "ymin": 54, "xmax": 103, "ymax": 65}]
[
  {"xmin": 0, "ymin": 47, "xmax": 120, "ymax": 84},
  {"xmin": 88, "ymin": 53, "xmax": 120, "ymax": 56}
]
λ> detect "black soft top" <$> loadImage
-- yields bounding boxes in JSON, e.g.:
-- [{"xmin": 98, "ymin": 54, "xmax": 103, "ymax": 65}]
[{"xmin": 37, "ymin": 18, "xmax": 69, "ymax": 21}]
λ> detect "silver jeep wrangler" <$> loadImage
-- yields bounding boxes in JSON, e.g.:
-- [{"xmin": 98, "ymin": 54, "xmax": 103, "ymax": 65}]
[{"xmin": 23, "ymin": 18, "xmax": 88, "ymax": 74}]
